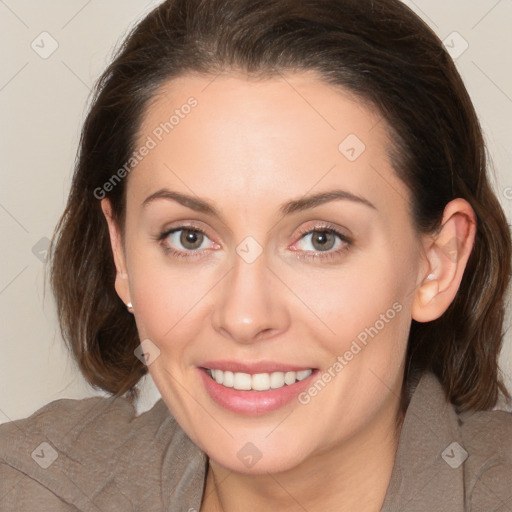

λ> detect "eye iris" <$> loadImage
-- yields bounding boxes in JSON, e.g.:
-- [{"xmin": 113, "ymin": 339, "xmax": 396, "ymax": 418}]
[
  {"xmin": 180, "ymin": 229, "xmax": 203, "ymax": 250},
  {"xmin": 312, "ymin": 231, "xmax": 335, "ymax": 251}
]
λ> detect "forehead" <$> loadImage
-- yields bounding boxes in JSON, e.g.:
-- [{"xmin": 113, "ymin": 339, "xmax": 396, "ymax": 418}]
[
  {"xmin": 137, "ymin": 70, "xmax": 383, "ymax": 156},
  {"xmin": 129, "ymin": 71, "xmax": 410, "ymax": 218}
]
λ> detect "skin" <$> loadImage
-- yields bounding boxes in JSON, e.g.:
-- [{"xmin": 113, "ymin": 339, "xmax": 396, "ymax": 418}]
[{"xmin": 102, "ymin": 70, "xmax": 476, "ymax": 512}]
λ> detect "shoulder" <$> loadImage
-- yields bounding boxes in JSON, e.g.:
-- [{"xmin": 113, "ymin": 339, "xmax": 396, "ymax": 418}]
[
  {"xmin": 0, "ymin": 393, "xmax": 172, "ymax": 444},
  {"xmin": 0, "ymin": 395, "xmax": 184, "ymax": 511},
  {"xmin": 1, "ymin": 394, "xmax": 132, "ymax": 433},
  {"xmin": 457, "ymin": 407, "xmax": 512, "ymax": 510},
  {"xmin": 458, "ymin": 406, "xmax": 512, "ymax": 464},
  {"xmin": 0, "ymin": 461, "xmax": 80, "ymax": 510},
  {"xmin": 389, "ymin": 372, "xmax": 512, "ymax": 511},
  {"xmin": 0, "ymin": 394, "xmax": 169, "ymax": 464}
]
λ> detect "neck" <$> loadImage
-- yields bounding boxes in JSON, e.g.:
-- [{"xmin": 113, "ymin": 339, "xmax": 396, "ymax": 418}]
[{"xmin": 201, "ymin": 393, "xmax": 404, "ymax": 512}]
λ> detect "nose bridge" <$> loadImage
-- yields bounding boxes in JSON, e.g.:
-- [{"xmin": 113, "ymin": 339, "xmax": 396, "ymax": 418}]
[{"xmin": 211, "ymin": 239, "xmax": 289, "ymax": 343}]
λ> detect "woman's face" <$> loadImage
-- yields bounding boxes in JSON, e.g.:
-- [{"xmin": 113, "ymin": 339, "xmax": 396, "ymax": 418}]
[{"xmin": 108, "ymin": 71, "xmax": 429, "ymax": 473}]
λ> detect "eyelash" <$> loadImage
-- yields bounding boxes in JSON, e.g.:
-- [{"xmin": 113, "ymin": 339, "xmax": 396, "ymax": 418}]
[
  {"xmin": 156, "ymin": 223, "xmax": 211, "ymax": 261},
  {"xmin": 294, "ymin": 224, "xmax": 352, "ymax": 262},
  {"xmin": 156, "ymin": 222, "xmax": 353, "ymax": 262}
]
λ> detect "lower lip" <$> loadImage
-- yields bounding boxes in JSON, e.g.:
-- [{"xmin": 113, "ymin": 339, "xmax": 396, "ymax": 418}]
[{"xmin": 198, "ymin": 367, "xmax": 319, "ymax": 416}]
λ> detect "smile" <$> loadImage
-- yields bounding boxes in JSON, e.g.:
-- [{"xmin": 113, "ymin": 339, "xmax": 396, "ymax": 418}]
[
  {"xmin": 206, "ymin": 368, "xmax": 313, "ymax": 391},
  {"xmin": 198, "ymin": 365, "xmax": 320, "ymax": 415}
]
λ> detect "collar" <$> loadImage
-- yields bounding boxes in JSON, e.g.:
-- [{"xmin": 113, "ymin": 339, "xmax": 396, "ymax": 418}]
[{"xmin": 379, "ymin": 371, "xmax": 465, "ymax": 511}]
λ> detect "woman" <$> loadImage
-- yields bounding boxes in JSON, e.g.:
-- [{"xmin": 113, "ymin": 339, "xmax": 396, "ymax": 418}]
[{"xmin": 1, "ymin": 0, "xmax": 511, "ymax": 511}]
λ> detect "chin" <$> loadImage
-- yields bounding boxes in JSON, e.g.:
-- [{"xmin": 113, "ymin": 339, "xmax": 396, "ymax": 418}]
[{"xmin": 208, "ymin": 447, "xmax": 308, "ymax": 475}]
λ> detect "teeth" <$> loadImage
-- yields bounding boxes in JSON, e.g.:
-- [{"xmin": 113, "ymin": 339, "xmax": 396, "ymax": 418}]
[
  {"xmin": 270, "ymin": 372, "xmax": 285, "ymax": 389},
  {"xmin": 296, "ymin": 369, "xmax": 312, "ymax": 381},
  {"xmin": 213, "ymin": 369, "xmax": 223, "ymax": 385},
  {"xmin": 207, "ymin": 368, "xmax": 313, "ymax": 391},
  {"xmin": 252, "ymin": 373, "xmax": 270, "ymax": 391},
  {"xmin": 284, "ymin": 371, "xmax": 296, "ymax": 385},
  {"xmin": 223, "ymin": 370, "xmax": 234, "ymax": 387},
  {"xmin": 234, "ymin": 372, "xmax": 252, "ymax": 390}
]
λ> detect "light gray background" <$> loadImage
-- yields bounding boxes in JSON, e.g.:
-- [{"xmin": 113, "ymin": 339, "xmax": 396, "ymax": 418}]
[{"xmin": 1, "ymin": 0, "xmax": 511, "ymax": 423}]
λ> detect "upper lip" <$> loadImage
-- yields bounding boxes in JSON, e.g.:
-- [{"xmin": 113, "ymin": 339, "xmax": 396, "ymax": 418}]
[{"xmin": 199, "ymin": 360, "xmax": 316, "ymax": 374}]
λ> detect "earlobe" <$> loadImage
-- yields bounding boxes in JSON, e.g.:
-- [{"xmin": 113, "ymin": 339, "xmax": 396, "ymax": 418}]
[
  {"xmin": 412, "ymin": 198, "xmax": 477, "ymax": 323},
  {"xmin": 100, "ymin": 198, "xmax": 132, "ymax": 307}
]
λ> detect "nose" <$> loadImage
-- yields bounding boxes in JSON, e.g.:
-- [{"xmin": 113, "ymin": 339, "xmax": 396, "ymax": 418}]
[{"xmin": 211, "ymin": 245, "xmax": 290, "ymax": 345}]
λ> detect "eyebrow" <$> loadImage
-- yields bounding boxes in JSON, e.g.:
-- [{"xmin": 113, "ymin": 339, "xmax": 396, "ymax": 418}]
[{"xmin": 142, "ymin": 188, "xmax": 377, "ymax": 217}]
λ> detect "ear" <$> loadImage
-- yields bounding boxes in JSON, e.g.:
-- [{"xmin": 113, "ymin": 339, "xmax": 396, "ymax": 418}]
[
  {"xmin": 100, "ymin": 198, "xmax": 132, "ymax": 308},
  {"xmin": 412, "ymin": 198, "xmax": 477, "ymax": 323}
]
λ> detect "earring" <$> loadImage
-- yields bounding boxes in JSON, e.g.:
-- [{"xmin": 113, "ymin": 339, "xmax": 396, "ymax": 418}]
[
  {"xmin": 126, "ymin": 302, "xmax": 134, "ymax": 313},
  {"xmin": 426, "ymin": 273, "xmax": 436, "ymax": 281}
]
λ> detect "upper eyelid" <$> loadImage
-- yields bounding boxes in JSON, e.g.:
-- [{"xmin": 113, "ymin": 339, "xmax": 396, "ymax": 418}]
[
  {"xmin": 160, "ymin": 221, "xmax": 209, "ymax": 237},
  {"xmin": 297, "ymin": 223, "xmax": 351, "ymax": 238}
]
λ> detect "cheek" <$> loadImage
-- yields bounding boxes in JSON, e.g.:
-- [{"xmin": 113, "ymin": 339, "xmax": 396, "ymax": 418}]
[
  {"xmin": 289, "ymin": 252, "xmax": 413, "ymax": 427},
  {"xmin": 127, "ymin": 251, "xmax": 217, "ymax": 352},
  {"xmin": 289, "ymin": 249, "xmax": 413, "ymax": 340},
  {"xmin": 131, "ymin": 274, "xmax": 190, "ymax": 338}
]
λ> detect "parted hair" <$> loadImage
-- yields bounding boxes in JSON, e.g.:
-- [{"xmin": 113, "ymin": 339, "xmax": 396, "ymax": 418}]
[{"xmin": 49, "ymin": 0, "xmax": 511, "ymax": 413}]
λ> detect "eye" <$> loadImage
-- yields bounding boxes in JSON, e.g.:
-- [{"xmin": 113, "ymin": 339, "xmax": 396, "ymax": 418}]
[
  {"xmin": 155, "ymin": 222, "xmax": 352, "ymax": 262},
  {"xmin": 157, "ymin": 224, "xmax": 217, "ymax": 259},
  {"xmin": 291, "ymin": 223, "xmax": 353, "ymax": 261}
]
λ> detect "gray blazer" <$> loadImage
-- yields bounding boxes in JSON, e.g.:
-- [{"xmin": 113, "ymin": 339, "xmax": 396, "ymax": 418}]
[{"xmin": 1, "ymin": 371, "xmax": 511, "ymax": 511}]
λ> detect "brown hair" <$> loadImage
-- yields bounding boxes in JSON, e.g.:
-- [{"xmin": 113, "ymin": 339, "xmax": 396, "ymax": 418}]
[{"xmin": 48, "ymin": 0, "xmax": 511, "ymax": 413}]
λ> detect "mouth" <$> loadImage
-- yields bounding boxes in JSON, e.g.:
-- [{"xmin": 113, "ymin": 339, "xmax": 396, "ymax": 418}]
[
  {"xmin": 203, "ymin": 367, "xmax": 314, "ymax": 391},
  {"xmin": 197, "ymin": 364, "xmax": 320, "ymax": 416}
]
